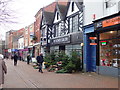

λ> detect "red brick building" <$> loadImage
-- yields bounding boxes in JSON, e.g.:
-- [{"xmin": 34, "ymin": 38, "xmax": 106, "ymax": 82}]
[{"xmin": 34, "ymin": 8, "xmax": 43, "ymax": 57}]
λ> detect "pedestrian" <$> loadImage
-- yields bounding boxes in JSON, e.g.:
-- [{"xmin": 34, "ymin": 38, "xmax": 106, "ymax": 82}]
[
  {"xmin": 0, "ymin": 54, "xmax": 7, "ymax": 89},
  {"xmin": 11, "ymin": 54, "xmax": 14, "ymax": 60},
  {"xmin": 36, "ymin": 53, "xmax": 44, "ymax": 73},
  {"xmin": 13, "ymin": 53, "xmax": 18, "ymax": 66},
  {"xmin": 27, "ymin": 54, "xmax": 31, "ymax": 65}
]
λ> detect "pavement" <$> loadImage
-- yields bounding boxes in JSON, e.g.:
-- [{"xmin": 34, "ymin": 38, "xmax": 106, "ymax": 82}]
[{"xmin": 2, "ymin": 59, "xmax": 119, "ymax": 88}]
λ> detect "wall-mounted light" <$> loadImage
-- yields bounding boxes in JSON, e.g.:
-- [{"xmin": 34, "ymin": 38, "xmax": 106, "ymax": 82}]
[
  {"xmin": 110, "ymin": 31, "xmax": 114, "ymax": 33},
  {"xmin": 81, "ymin": 43, "xmax": 84, "ymax": 46}
]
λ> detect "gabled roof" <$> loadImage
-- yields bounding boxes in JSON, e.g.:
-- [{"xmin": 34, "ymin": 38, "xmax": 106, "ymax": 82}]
[
  {"xmin": 57, "ymin": 3, "xmax": 69, "ymax": 20},
  {"xmin": 53, "ymin": 0, "xmax": 69, "ymax": 21},
  {"xmin": 41, "ymin": 2, "xmax": 57, "ymax": 25},
  {"xmin": 35, "ymin": 8, "xmax": 42, "ymax": 18},
  {"xmin": 43, "ymin": 11, "xmax": 55, "ymax": 25},
  {"xmin": 74, "ymin": 0, "xmax": 83, "ymax": 10},
  {"xmin": 57, "ymin": 0, "xmax": 68, "ymax": 5},
  {"xmin": 43, "ymin": 2, "xmax": 56, "ymax": 12}
]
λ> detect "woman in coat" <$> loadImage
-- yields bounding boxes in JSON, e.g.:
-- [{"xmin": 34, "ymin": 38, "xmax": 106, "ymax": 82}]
[{"xmin": 0, "ymin": 54, "xmax": 7, "ymax": 89}]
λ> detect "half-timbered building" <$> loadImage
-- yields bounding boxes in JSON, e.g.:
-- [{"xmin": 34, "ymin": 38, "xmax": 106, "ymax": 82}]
[
  {"xmin": 40, "ymin": 2, "xmax": 56, "ymax": 56},
  {"xmin": 50, "ymin": 0, "xmax": 84, "ymax": 56}
]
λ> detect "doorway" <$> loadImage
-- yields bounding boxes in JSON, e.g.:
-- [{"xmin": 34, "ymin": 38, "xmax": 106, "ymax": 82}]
[{"xmin": 59, "ymin": 45, "xmax": 65, "ymax": 52}]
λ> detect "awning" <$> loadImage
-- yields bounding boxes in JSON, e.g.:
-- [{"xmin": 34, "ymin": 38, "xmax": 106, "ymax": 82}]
[{"xmin": 12, "ymin": 49, "xmax": 18, "ymax": 52}]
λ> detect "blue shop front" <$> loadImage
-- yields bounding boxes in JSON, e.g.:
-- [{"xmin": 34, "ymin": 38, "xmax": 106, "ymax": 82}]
[{"xmin": 83, "ymin": 12, "xmax": 120, "ymax": 77}]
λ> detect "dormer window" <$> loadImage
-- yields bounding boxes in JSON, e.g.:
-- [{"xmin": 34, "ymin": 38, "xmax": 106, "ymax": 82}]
[
  {"xmin": 57, "ymin": 12, "xmax": 59, "ymax": 20},
  {"xmin": 72, "ymin": 2, "xmax": 74, "ymax": 12}
]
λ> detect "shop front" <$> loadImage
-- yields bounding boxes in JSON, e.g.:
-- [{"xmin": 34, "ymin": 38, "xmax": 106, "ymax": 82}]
[
  {"xmin": 18, "ymin": 48, "xmax": 28, "ymax": 61},
  {"xmin": 50, "ymin": 32, "xmax": 83, "ymax": 56},
  {"xmin": 94, "ymin": 12, "xmax": 120, "ymax": 77},
  {"xmin": 33, "ymin": 43, "xmax": 40, "ymax": 58},
  {"xmin": 84, "ymin": 12, "xmax": 120, "ymax": 77},
  {"xmin": 41, "ymin": 38, "xmax": 50, "ymax": 56}
]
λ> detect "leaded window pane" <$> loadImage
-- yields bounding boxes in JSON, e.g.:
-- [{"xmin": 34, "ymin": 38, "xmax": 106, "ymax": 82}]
[
  {"xmin": 72, "ymin": 15, "xmax": 78, "ymax": 32},
  {"xmin": 70, "ymin": 18, "xmax": 72, "ymax": 33}
]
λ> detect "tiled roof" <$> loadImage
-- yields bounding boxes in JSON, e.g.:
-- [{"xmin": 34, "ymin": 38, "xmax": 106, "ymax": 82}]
[
  {"xmin": 43, "ymin": 2, "xmax": 57, "ymax": 12},
  {"xmin": 43, "ymin": 11, "xmax": 54, "ymax": 25},
  {"xmin": 57, "ymin": 0, "xmax": 68, "ymax": 5},
  {"xmin": 42, "ymin": 2, "xmax": 57, "ymax": 25},
  {"xmin": 57, "ymin": 0, "xmax": 69, "ymax": 20},
  {"xmin": 35, "ymin": 8, "xmax": 42, "ymax": 18}
]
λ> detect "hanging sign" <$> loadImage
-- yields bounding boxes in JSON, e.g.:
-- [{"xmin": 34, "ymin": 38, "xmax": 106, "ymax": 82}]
[
  {"xmin": 100, "ymin": 41, "xmax": 107, "ymax": 46},
  {"xmin": 89, "ymin": 37, "xmax": 97, "ymax": 45}
]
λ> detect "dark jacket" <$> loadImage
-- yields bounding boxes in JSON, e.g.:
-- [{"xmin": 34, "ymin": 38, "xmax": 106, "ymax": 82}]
[
  {"xmin": 36, "ymin": 55, "xmax": 44, "ymax": 63},
  {"xmin": 14, "ymin": 54, "xmax": 18, "ymax": 61},
  {"xmin": 27, "ymin": 55, "xmax": 31, "ymax": 61}
]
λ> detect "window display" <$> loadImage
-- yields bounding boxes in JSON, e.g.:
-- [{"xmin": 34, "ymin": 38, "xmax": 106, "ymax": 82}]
[{"xmin": 100, "ymin": 30, "xmax": 120, "ymax": 68}]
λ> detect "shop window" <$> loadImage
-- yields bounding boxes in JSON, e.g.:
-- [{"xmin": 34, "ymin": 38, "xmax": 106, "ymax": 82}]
[
  {"xmin": 100, "ymin": 30, "xmax": 120, "ymax": 68},
  {"xmin": 65, "ymin": 45, "xmax": 82, "ymax": 58},
  {"xmin": 69, "ymin": 15, "xmax": 79, "ymax": 33},
  {"xmin": 69, "ymin": 18, "xmax": 72, "ymax": 33},
  {"xmin": 55, "ymin": 24, "xmax": 59, "ymax": 37},
  {"xmin": 100, "ymin": 31, "xmax": 117, "ymax": 40},
  {"xmin": 72, "ymin": 15, "xmax": 79, "ymax": 32}
]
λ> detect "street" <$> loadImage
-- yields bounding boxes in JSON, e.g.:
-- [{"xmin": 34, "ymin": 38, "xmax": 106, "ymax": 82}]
[{"xmin": 3, "ymin": 59, "xmax": 118, "ymax": 88}]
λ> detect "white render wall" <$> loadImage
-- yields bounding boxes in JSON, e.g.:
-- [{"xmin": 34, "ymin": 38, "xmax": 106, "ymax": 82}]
[
  {"xmin": 83, "ymin": 0, "xmax": 104, "ymax": 25},
  {"xmin": 18, "ymin": 37, "xmax": 24, "ymax": 49},
  {"xmin": 103, "ymin": 0, "xmax": 119, "ymax": 17},
  {"xmin": 83, "ymin": 0, "xmax": 120, "ymax": 26}
]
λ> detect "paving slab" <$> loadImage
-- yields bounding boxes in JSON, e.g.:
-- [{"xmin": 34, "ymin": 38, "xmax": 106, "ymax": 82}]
[{"xmin": 3, "ymin": 59, "xmax": 119, "ymax": 88}]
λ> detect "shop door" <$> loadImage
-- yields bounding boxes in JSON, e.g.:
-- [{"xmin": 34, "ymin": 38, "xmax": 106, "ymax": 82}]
[
  {"xmin": 90, "ymin": 45, "xmax": 96, "ymax": 72},
  {"xmin": 59, "ymin": 45, "xmax": 65, "ymax": 52}
]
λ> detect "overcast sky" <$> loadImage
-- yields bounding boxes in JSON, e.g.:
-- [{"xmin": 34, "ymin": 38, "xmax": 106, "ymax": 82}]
[{"xmin": 0, "ymin": 0, "xmax": 55, "ymax": 40}]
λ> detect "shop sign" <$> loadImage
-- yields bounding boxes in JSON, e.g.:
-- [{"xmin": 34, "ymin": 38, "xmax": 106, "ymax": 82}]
[
  {"xmin": 89, "ymin": 37, "xmax": 97, "ymax": 45},
  {"xmin": 8, "ymin": 49, "xmax": 11, "ymax": 52},
  {"xmin": 102, "ymin": 16, "xmax": 120, "ymax": 27},
  {"xmin": 95, "ymin": 16, "xmax": 120, "ymax": 30},
  {"xmin": 100, "ymin": 41, "xmax": 107, "ymax": 46},
  {"xmin": 51, "ymin": 35, "xmax": 70, "ymax": 45}
]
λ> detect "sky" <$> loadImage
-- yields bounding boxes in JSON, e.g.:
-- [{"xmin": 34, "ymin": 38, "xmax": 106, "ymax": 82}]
[{"xmin": 0, "ymin": 0, "xmax": 55, "ymax": 40}]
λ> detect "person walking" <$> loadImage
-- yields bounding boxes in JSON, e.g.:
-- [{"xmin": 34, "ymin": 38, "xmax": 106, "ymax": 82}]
[
  {"xmin": 36, "ymin": 53, "xmax": 44, "ymax": 73},
  {"xmin": 27, "ymin": 54, "xmax": 31, "ymax": 65},
  {"xmin": 0, "ymin": 54, "xmax": 7, "ymax": 89},
  {"xmin": 13, "ymin": 53, "xmax": 18, "ymax": 66}
]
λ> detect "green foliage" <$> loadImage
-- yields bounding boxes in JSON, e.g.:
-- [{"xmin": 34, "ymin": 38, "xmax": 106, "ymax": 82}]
[
  {"xmin": 50, "ymin": 52, "xmax": 56, "ymax": 65},
  {"xmin": 48, "ymin": 67, "xmax": 56, "ymax": 72},
  {"xmin": 69, "ymin": 51, "xmax": 82, "ymax": 71},
  {"xmin": 44, "ymin": 51, "xmax": 82, "ymax": 73},
  {"xmin": 44, "ymin": 52, "xmax": 56, "ymax": 68},
  {"xmin": 55, "ymin": 51, "xmax": 69, "ymax": 67},
  {"xmin": 44, "ymin": 53, "xmax": 51, "ymax": 62},
  {"xmin": 55, "ymin": 69, "xmax": 68, "ymax": 73},
  {"xmin": 64, "ymin": 61, "xmax": 75, "ymax": 73}
]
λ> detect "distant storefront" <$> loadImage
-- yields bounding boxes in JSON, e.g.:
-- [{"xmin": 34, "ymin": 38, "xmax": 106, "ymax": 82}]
[
  {"xmin": 84, "ymin": 12, "xmax": 120, "ymax": 77},
  {"xmin": 18, "ymin": 48, "xmax": 28, "ymax": 61}
]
